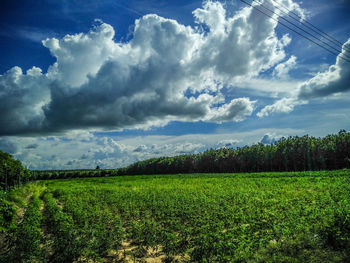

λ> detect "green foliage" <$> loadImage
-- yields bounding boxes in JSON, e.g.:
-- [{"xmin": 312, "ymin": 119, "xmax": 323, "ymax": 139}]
[
  {"xmin": 0, "ymin": 150, "xmax": 31, "ymax": 190},
  {"xmin": 0, "ymin": 197, "xmax": 16, "ymax": 233},
  {"xmin": 4, "ymin": 191, "xmax": 44, "ymax": 262},
  {"xmin": 1, "ymin": 171, "xmax": 350, "ymax": 261},
  {"xmin": 43, "ymin": 192, "xmax": 83, "ymax": 263},
  {"xmin": 122, "ymin": 130, "xmax": 350, "ymax": 176},
  {"xmin": 35, "ymin": 171, "xmax": 350, "ymax": 262},
  {"xmin": 0, "ymin": 130, "xmax": 350, "ymax": 261},
  {"xmin": 30, "ymin": 130, "xmax": 350, "ymax": 180}
]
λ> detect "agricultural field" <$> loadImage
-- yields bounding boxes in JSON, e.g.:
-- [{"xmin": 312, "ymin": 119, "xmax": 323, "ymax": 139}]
[{"xmin": 2, "ymin": 170, "xmax": 350, "ymax": 262}]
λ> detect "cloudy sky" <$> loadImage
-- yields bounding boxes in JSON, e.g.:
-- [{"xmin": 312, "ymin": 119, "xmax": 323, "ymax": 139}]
[{"xmin": 1, "ymin": 0, "xmax": 349, "ymax": 170}]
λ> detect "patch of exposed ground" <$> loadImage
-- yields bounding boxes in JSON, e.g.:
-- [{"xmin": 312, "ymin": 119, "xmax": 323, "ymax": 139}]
[
  {"xmin": 15, "ymin": 191, "xmax": 33, "ymax": 224},
  {"xmin": 39, "ymin": 195, "xmax": 54, "ymax": 260},
  {"xmin": 104, "ymin": 241, "xmax": 189, "ymax": 263}
]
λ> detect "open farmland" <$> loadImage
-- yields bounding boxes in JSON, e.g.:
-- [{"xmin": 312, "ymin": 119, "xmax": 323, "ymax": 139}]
[{"xmin": 2, "ymin": 170, "xmax": 350, "ymax": 262}]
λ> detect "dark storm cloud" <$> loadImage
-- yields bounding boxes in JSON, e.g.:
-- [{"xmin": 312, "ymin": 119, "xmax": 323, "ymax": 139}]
[
  {"xmin": 25, "ymin": 143, "xmax": 39, "ymax": 149},
  {"xmin": 0, "ymin": 138, "xmax": 18, "ymax": 154},
  {"xmin": 1, "ymin": 1, "xmax": 307, "ymax": 135}
]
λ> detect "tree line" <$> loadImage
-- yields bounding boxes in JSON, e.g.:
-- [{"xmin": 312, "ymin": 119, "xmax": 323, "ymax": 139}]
[
  {"xmin": 1, "ymin": 130, "xmax": 350, "ymax": 184},
  {"xmin": 121, "ymin": 130, "xmax": 350, "ymax": 175}
]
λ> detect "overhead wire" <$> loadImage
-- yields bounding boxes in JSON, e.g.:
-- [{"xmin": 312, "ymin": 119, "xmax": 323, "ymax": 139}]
[
  {"xmin": 270, "ymin": 0, "xmax": 350, "ymax": 52},
  {"xmin": 238, "ymin": 0, "xmax": 350, "ymax": 63},
  {"xmin": 250, "ymin": 0, "xmax": 350, "ymax": 60}
]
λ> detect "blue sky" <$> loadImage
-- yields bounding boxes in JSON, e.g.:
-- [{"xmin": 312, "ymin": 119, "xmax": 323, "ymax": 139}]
[{"xmin": 0, "ymin": 0, "xmax": 350, "ymax": 169}]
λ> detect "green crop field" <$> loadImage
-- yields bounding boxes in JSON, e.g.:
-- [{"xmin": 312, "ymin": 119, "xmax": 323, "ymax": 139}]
[{"xmin": 2, "ymin": 170, "xmax": 350, "ymax": 262}]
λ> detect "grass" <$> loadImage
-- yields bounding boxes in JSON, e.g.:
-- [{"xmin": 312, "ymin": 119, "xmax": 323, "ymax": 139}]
[{"xmin": 1, "ymin": 170, "xmax": 350, "ymax": 262}]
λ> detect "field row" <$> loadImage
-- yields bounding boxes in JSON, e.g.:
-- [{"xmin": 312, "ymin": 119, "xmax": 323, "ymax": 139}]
[{"xmin": 1, "ymin": 171, "xmax": 350, "ymax": 262}]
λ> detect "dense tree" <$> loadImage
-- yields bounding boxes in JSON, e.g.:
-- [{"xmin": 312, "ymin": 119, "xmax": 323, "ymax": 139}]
[
  {"xmin": 0, "ymin": 150, "xmax": 31, "ymax": 190},
  {"xmin": 8, "ymin": 130, "xmax": 350, "ymax": 181},
  {"xmin": 119, "ymin": 130, "xmax": 350, "ymax": 176}
]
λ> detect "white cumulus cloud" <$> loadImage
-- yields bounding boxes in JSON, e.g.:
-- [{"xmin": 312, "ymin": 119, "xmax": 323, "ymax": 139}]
[
  {"xmin": 257, "ymin": 97, "xmax": 305, "ymax": 117},
  {"xmin": 298, "ymin": 39, "xmax": 350, "ymax": 99},
  {"xmin": 258, "ymin": 38, "xmax": 350, "ymax": 117},
  {"xmin": 273, "ymin": 55, "xmax": 297, "ymax": 79},
  {"xmin": 0, "ymin": 0, "xmax": 304, "ymax": 136}
]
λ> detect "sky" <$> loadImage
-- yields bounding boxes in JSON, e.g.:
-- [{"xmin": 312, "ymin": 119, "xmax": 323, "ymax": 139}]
[{"xmin": 0, "ymin": 0, "xmax": 350, "ymax": 170}]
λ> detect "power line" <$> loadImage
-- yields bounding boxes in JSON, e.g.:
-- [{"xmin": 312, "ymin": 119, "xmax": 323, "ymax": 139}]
[
  {"xmin": 239, "ymin": 0, "xmax": 350, "ymax": 63},
  {"xmin": 251, "ymin": 0, "xmax": 350, "ymax": 60},
  {"xmin": 267, "ymin": 0, "xmax": 350, "ymax": 53},
  {"xmin": 240, "ymin": 0, "xmax": 350, "ymax": 63},
  {"xmin": 270, "ymin": 0, "xmax": 349, "ymax": 52}
]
